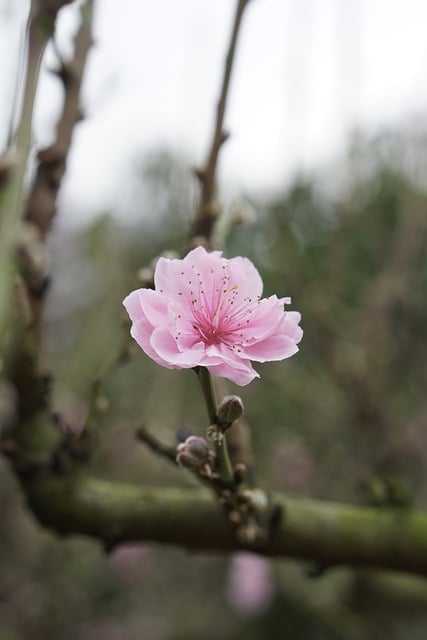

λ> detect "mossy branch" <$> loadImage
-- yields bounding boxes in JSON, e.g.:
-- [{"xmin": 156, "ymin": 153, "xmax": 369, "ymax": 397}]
[{"xmin": 22, "ymin": 470, "xmax": 427, "ymax": 577}]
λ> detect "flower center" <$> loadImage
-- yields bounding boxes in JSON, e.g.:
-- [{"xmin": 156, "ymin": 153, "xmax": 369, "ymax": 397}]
[{"xmin": 194, "ymin": 322, "xmax": 228, "ymax": 346}]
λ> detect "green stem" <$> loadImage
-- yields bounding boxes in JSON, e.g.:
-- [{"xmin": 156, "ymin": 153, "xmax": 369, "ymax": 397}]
[
  {"xmin": 196, "ymin": 366, "xmax": 217, "ymax": 424},
  {"xmin": 195, "ymin": 367, "xmax": 234, "ymax": 484},
  {"xmin": 214, "ymin": 431, "xmax": 234, "ymax": 485}
]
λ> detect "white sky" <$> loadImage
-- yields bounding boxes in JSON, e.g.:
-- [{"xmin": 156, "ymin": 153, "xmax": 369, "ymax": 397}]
[{"xmin": 2, "ymin": 0, "xmax": 427, "ymax": 223}]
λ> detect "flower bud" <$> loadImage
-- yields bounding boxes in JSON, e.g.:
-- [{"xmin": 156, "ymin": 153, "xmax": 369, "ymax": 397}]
[
  {"xmin": 137, "ymin": 267, "xmax": 154, "ymax": 287},
  {"xmin": 239, "ymin": 489, "xmax": 269, "ymax": 514},
  {"xmin": 235, "ymin": 522, "xmax": 258, "ymax": 545},
  {"xmin": 229, "ymin": 197, "xmax": 258, "ymax": 226},
  {"xmin": 176, "ymin": 436, "xmax": 213, "ymax": 471},
  {"xmin": 217, "ymin": 395, "xmax": 244, "ymax": 425},
  {"xmin": 207, "ymin": 425, "xmax": 223, "ymax": 444}
]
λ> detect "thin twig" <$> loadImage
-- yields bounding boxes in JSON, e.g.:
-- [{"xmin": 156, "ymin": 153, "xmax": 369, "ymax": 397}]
[
  {"xmin": 190, "ymin": 0, "xmax": 252, "ymax": 247},
  {"xmin": 79, "ymin": 325, "xmax": 133, "ymax": 442},
  {"xmin": 136, "ymin": 424, "xmax": 178, "ymax": 465},
  {"xmin": 26, "ymin": 1, "xmax": 94, "ymax": 238}
]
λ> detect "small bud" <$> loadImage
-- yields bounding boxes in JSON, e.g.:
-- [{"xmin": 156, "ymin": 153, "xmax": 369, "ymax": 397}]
[
  {"xmin": 233, "ymin": 463, "xmax": 247, "ymax": 484},
  {"xmin": 236, "ymin": 522, "xmax": 258, "ymax": 545},
  {"xmin": 199, "ymin": 463, "xmax": 212, "ymax": 478},
  {"xmin": 229, "ymin": 197, "xmax": 257, "ymax": 227},
  {"xmin": 229, "ymin": 510, "xmax": 242, "ymax": 525},
  {"xmin": 217, "ymin": 395, "xmax": 244, "ymax": 425},
  {"xmin": 239, "ymin": 489, "xmax": 269, "ymax": 514},
  {"xmin": 207, "ymin": 425, "xmax": 223, "ymax": 444},
  {"xmin": 176, "ymin": 436, "xmax": 214, "ymax": 471},
  {"xmin": 137, "ymin": 267, "xmax": 154, "ymax": 287}
]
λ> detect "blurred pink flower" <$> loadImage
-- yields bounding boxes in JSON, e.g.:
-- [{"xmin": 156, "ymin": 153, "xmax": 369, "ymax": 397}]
[
  {"xmin": 227, "ymin": 552, "xmax": 275, "ymax": 615},
  {"xmin": 123, "ymin": 246, "xmax": 302, "ymax": 385}
]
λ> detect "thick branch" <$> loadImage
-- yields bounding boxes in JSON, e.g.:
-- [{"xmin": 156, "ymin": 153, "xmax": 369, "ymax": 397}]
[
  {"xmin": 23, "ymin": 472, "xmax": 427, "ymax": 577},
  {"xmin": 6, "ymin": 2, "xmax": 94, "ymax": 422},
  {"xmin": 0, "ymin": 8, "xmax": 50, "ymax": 342}
]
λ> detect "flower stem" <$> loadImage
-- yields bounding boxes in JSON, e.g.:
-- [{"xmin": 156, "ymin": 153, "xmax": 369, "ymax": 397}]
[
  {"xmin": 214, "ymin": 432, "xmax": 234, "ymax": 485},
  {"xmin": 195, "ymin": 366, "xmax": 217, "ymax": 424},
  {"xmin": 195, "ymin": 367, "xmax": 234, "ymax": 485}
]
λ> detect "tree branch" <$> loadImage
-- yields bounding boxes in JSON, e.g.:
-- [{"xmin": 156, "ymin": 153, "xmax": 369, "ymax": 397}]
[
  {"xmin": 190, "ymin": 0, "xmax": 251, "ymax": 247},
  {"xmin": 22, "ymin": 471, "xmax": 427, "ymax": 577},
  {"xmin": 6, "ymin": 2, "xmax": 94, "ymax": 422},
  {"xmin": 25, "ymin": 1, "xmax": 94, "ymax": 238},
  {"xmin": 0, "ymin": 5, "xmax": 52, "ymax": 343},
  {"xmin": 136, "ymin": 424, "xmax": 178, "ymax": 465}
]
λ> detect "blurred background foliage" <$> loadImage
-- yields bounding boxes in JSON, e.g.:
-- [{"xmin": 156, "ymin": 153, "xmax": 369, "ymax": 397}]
[{"xmin": 1, "ymin": 129, "xmax": 427, "ymax": 639}]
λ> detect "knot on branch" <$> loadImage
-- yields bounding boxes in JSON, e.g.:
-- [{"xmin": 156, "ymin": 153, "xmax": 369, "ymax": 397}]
[
  {"xmin": 37, "ymin": 147, "xmax": 66, "ymax": 170},
  {"xmin": 17, "ymin": 222, "xmax": 50, "ymax": 296},
  {"xmin": 219, "ymin": 129, "xmax": 230, "ymax": 146}
]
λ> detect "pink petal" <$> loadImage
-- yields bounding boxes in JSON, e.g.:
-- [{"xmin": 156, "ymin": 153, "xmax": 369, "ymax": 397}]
[
  {"xmin": 241, "ymin": 333, "xmax": 300, "ymax": 362},
  {"xmin": 200, "ymin": 344, "xmax": 259, "ymax": 386},
  {"xmin": 238, "ymin": 296, "xmax": 285, "ymax": 343},
  {"xmin": 129, "ymin": 317, "xmax": 170, "ymax": 367},
  {"xmin": 227, "ymin": 255, "xmax": 263, "ymax": 300},
  {"xmin": 150, "ymin": 327, "xmax": 204, "ymax": 368},
  {"xmin": 127, "ymin": 289, "xmax": 169, "ymax": 327},
  {"xmin": 182, "ymin": 245, "xmax": 223, "ymax": 271},
  {"xmin": 123, "ymin": 290, "xmax": 144, "ymax": 320},
  {"xmin": 207, "ymin": 361, "xmax": 259, "ymax": 386},
  {"xmin": 240, "ymin": 308, "xmax": 303, "ymax": 361},
  {"xmin": 154, "ymin": 256, "xmax": 192, "ymax": 297},
  {"xmin": 283, "ymin": 311, "xmax": 304, "ymax": 342},
  {"xmin": 227, "ymin": 552, "xmax": 274, "ymax": 615}
]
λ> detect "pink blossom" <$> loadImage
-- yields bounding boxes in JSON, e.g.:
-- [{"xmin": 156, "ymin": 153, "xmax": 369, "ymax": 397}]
[
  {"xmin": 123, "ymin": 246, "xmax": 302, "ymax": 386},
  {"xmin": 226, "ymin": 552, "xmax": 275, "ymax": 615}
]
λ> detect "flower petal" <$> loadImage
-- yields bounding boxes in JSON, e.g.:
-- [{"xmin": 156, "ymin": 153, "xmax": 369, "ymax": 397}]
[
  {"xmin": 150, "ymin": 327, "xmax": 204, "ymax": 368},
  {"xmin": 200, "ymin": 343, "xmax": 259, "ymax": 386},
  {"xmin": 129, "ymin": 317, "xmax": 170, "ymax": 367},
  {"xmin": 240, "ymin": 332, "xmax": 300, "ymax": 362},
  {"xmin": 240, "ymin": 309, "xmax": 303, "ymax": 362},
  {"xmin": 125, "ymin": 289, "xmax": 169, "ymax": 328},
  {"xmin": 237, "ymin": 296, "xmax": 285, "ymax": 343},
  {"xmin": 123, "ymin": 290, "xmax": 144, "ymax": 321},
  {"xmin": 207, "ymin": 360, "xmax": 259, "ymax": 386},
  {"xmin": 282, "ymin": 311, "xmax": 304, "ymax": 343},
  {"xmin": 227, "ymin": 255, "xmax": 263, "ymax": 300}
]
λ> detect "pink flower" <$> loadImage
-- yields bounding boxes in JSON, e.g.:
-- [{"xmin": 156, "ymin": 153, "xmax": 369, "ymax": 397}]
[
  {"xmin": 123, "ymin": 246, "xmax": 302, "ymax": 386},
  {"xmin": 226, "ymin": 552, "xmax": 275, "ymax": 615}
]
